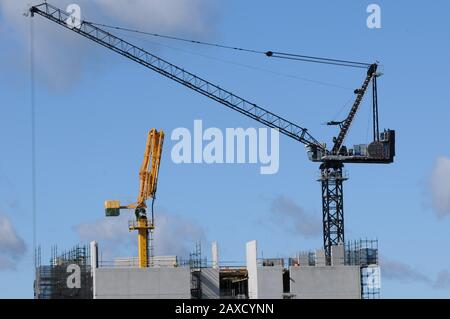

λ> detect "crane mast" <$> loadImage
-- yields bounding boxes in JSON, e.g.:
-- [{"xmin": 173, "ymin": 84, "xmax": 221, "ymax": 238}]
[{"xmin": 31, "ymin": 3, "xmax": 395, "ymax": 264}]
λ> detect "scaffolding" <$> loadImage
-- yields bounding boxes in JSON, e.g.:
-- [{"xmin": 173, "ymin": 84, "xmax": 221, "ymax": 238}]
[
  {"xmin": 188, "ymin": 242, "xmax": 206, "ymax": 299},
  {"xmin": 34, "ymin": 244, "xmax": 93, "ymax": 299},
  {"xmin": 345, "ymin": 239, "xmax": 378, "ymax": 266},
  {"xmin": 345, "ymin": 239, "xmax": 380, "ymax": 299}
]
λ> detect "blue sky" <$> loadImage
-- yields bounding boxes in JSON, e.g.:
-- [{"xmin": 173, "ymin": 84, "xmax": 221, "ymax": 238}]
[{"xmin": 0, "ymin": 0, "xmax": 450, "ymax": 298}]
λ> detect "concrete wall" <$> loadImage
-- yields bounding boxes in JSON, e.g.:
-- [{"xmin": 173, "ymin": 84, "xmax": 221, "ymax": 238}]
[
  {"xmin": 257, "ymin": 266, "xmax": 283, "ymax": 299},
  {"xmin": 94, "ymin": 267, "xmax": 191, "ymax": 299},
  {"xmin": 200, "ymin": 268, "xmax": 220, "ymax": 299},
  {"xmin": 289, "ymin": 266, "xmax": 361, "ymax": 299},
  {"xmin": 246, "ymin": 240, "xmax": 283, "ymax": 299},
  {"xmin": 113, "ymin": 256, "xmax": 178, "ymax": 268}
]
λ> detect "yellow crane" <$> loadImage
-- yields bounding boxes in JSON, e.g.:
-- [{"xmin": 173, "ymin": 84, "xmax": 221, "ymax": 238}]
[{"xmin": 104, "ymin": 129, "xmax": 164, "ymax": 268}]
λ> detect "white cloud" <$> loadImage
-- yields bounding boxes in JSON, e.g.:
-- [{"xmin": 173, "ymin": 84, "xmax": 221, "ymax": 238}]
[
  {"xmin": 95, "ymin": 0, "xmax": 218, "ymax": 36},
  {"xmin": 0, "ymin": 0, "xmax": 219, "ymax": 89},
  {"xmin": 0, "ymin": 213, "xmax": 27, "ymax": 270},
  {"xmin": 270, "ymin": 195, "xmax": 321, "ymax": 238},
  {"xmin": 380, "ymin": 256, "xmax": 431, "ymax": 284},
  {"xmin": 381, "ymin": 256, "xmax": 450, "ymax": 290},
  {"xmin": 430, "ymin": 156, "xmax": 450, "ymax": 218},
  {"xmin": 74, "ymin": 213, "xmax": 131, "ymax": 242},
  {"xmin": 1, "ymin": 1, "xmax": 92, "ymax": 89},
  {"xmin": 153, "ymin": 209, "xmax": 205, "ymax": 257},
  {"xmin": 73, "ymin": 209, "xmax": 205, "ymax": 260},
  {"xmin": 434, "ymin": 270, "xmax": 450, "ymax": 289},
  {"xmin": 73, "ymin": 213, "xmax": 135, "ymax": 260},
  {"xmin": 0, "ymin": 256, "xmax": 15, "ymax": 271}
]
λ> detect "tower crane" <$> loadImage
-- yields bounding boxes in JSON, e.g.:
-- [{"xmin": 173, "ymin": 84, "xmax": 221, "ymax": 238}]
[
  {"xmin": 104, "ymin": 129, "xmax": 164, "ymax": 268},
  {"xmin": 30, "ymin": 3, "xmax": 395, "ymax": 264}
]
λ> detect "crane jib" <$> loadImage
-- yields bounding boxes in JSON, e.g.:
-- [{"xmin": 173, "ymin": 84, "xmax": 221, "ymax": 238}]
[{"xmin": 30, "ymin": 3, "xmax": 324, "ymax": 151}]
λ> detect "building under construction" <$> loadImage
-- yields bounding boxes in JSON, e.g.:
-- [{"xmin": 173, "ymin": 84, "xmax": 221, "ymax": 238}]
[
  {"xmin": 30, "ymin": 3, "xmax": 387, "ymax": 300},
  {"xmin": 29, "ymin": 2, "xmax": 395, "ymax": 269},
  {"xmin": 34, "ymin": 239, "xmax": 380, "ymax": 299}
]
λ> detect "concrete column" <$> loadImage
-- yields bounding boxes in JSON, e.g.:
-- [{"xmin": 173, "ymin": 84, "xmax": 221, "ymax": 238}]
[
  {"xmin": 211, "ymin": 241, "xmax": 219, "ymax": 270},
  {"xmin": 331, "ymin": 245, "xmax": 345, "ymax": 266},
  {"xmin": 316, "ymin": 249, "xmax": 326, "ymax": 266},
  {"xmin": 90, "ymin": 241, "xmax": 98, "ymax": 299},
  {"xmin": 298, "ymin": 252, "xmax": 309, "ymax": 266},
  {"xmin": 246, "ymin": 240, "xmax": 258, "ymax": 299}
]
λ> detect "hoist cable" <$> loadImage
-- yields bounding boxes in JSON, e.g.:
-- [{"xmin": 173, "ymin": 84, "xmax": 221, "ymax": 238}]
[{"xmin": 86, "ymin": 21, "xmax": 371, "ymax": 69}]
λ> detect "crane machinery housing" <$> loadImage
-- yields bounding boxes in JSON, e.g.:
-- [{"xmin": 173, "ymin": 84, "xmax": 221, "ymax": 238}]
[
  {"xmin": 30, "ymin": 3, "xmax": 395, "ymax": 264},
  {"xmin": 104, "ymin": 129, "xmax": 164, "ymax": 268}
]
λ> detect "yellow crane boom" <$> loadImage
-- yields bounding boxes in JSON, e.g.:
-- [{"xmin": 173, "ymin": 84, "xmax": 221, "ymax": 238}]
[{"xmin": 104, "ymin": 129, "xmax": 165, "ymax": 268}]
